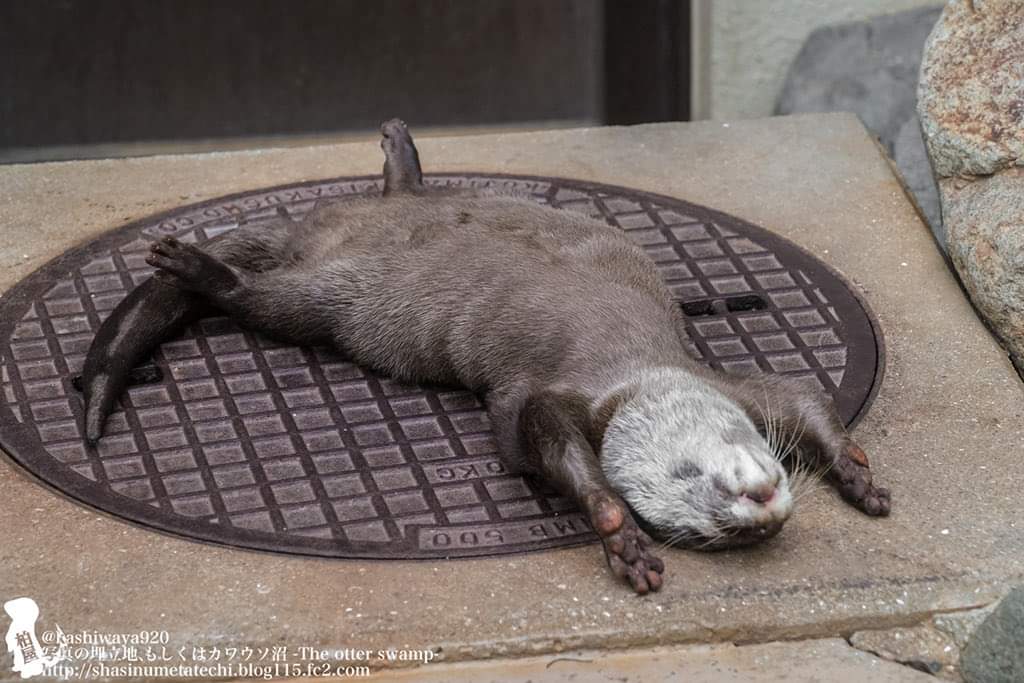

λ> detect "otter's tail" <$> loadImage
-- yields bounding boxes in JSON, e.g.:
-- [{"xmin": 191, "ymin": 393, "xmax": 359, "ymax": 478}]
[{"xmin": 81, "ymin": 277, "xmax": 205, "ymax": 444}]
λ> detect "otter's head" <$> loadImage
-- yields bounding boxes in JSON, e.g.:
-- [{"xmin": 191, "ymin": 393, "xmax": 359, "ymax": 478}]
[{"xmin": 600, "ymin": 370, "xmax": 793, "ymax": 549}]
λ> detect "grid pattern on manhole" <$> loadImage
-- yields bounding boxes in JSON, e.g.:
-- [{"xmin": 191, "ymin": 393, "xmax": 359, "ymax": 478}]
[{"xmin": 0, "ymin": 174, "xmax": 883, "ymax": 559}]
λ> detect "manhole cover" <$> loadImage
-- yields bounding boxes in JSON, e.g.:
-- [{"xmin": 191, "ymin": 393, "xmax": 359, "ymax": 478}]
[{"xmin": 0, "ymin": 174, "xmax": 884, "ymax": 559}]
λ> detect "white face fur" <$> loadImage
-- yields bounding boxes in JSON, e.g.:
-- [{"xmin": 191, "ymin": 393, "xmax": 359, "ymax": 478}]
[{"xmin": 601, "ymin": 369, "xmax": 794, "ymax": 548}]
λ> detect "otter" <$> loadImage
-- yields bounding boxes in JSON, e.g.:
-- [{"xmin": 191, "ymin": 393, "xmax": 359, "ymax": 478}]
[{"xmin": 81, "ymin": 119, "xmax": 891, "ymax": 594}]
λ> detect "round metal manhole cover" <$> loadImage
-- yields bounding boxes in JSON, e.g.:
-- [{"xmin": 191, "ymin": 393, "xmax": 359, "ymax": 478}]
[{"xmin": 0, "ymin": 174, "xmax": 884, "ymax": 559}]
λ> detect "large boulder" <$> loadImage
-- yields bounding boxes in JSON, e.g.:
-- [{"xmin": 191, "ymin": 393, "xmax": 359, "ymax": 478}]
[
  {"xmin": 917, "ymin": 0, "xmax": 1024, "ymax": 371},
  {"xmin": 961, "ymin": 587, "xmax": 1024, "ymax": 683},
  {"xmin": 918, "ymin": 1, "xmax": 1024, "ymax": 176}
]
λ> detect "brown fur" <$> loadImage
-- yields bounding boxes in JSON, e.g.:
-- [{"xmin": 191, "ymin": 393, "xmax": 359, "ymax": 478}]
[{"xmin": 82, "ymin": 119, "xmax": 890, "ymax": 593}]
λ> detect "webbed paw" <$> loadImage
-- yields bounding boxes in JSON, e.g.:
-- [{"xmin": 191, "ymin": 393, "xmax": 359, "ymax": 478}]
[
  {"xmin": 589, "ymin": 493, "xmax": 664, "ymax": 594},
  {"xmin": 831, "ymin": 444, "xmax": 892, "ymax": 516},
  {"xmin": 145, "ymin": 236, "xmax": 238, "ymax": 295}
]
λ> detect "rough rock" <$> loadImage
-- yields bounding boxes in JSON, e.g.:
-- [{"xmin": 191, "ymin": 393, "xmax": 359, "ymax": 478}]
[
  {"xmin": 917, "ymin": 0, "xmax": 1024, "ymax": 177},
  {"xmin": 849, "ymin": 625, "xmax": 960, "ymax": 679},
  {"xmin": 776, "ymin": 6, "xmax": 945, "ymax": 242},
  {"xmin": 917, "ymin": 0, "xmax": 1024, "ymax": 370},
  {"xmin": 933, "ymin": 604, "xmax": 998, "ymax": 651},
  {"xmin": 961, "ymin": 587, "xmax": 1024, "ymax": 683},
  {"xmin": 939, "ymin": 169, "xmax": 1024, "ymax": 368}
]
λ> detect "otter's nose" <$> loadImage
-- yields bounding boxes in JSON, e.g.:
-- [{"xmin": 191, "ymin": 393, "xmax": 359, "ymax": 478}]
[{"xmin": 740, "ymin": 484, "xmax": 777, "ymax": 505}]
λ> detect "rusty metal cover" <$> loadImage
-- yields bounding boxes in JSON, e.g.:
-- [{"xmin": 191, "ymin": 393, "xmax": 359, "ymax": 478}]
[{"xmin": 0, "ymin": 174, "xmax": 884, "ymax": 559}]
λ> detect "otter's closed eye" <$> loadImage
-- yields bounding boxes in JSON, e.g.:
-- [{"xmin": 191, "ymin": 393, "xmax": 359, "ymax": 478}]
[{"xmin": 674, "ymin": 462, "xmax": 703, "ymax": 479}]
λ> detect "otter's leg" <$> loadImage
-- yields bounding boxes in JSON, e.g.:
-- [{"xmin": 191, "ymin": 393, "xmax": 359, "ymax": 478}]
[
  {"xmin": 505, "ymin": 389, "xmax": 665, "ymax": 594},
  {"xmin": 81, "ymin": 217, "xmax": 299, "ymax": 442},
  {"xmin": 145, "ymin": 236, "xmax": 335, "ymax": 346},
  {"xmin": 205, "ymin": 207, "xmax": 299, "ymax": 272},
  {"xmin": 722, "ymin": 375, "xmax": 891, "ymax": 516},
  {"xmin": 380, "ymin": 118, "xmax": 425, "ymax": 196}
]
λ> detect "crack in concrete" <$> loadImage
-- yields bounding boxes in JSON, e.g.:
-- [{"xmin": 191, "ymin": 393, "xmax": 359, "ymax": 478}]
[{"xmin": 842, "ymin": 601, "xmax": 1002, "ymax": 681}]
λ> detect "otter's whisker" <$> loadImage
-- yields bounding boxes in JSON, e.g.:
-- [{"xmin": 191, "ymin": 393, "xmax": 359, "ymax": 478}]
[
  {"xmin": 695, "ymin": 531, "xmax": 727, "ymax": 550},
  {"xmin": 754, "ymin": 392, "xmax": 770, "ymax": 452},
  {"xmin": 766, "ymin": 388, "xmax": 791, "ymax": 464},
  {"xmin": 789, "ymin": 451, "xmax": 830, "ymax": 503},
  {"xmin": 659, "ymin": 529, "xmax": 689, "ymax": 551},
  {"xmin": 757, "ymin": 386, "xmax": 770, "ymax": 453},
  {"xmin": 788, "ymin": 452, "xmax": 817, "ymax": 500},
  {"xmin": 777, "ymin": 411, "xmax": 806, "ymax": 464},
  {"xmin": 792, "ymin": 475, "xmax": 827, "ymax": 505},
  {"xmin": 762, "ymin": 384, "xmax": 779, "ymax": 456}
]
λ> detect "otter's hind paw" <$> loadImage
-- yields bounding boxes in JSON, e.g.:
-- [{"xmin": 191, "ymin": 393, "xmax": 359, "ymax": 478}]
[
  {"xmin": 146, "ymin": 237, "xmax": 238, "ymax": 295},
  {"xmin": 832, "ymin": 444, "xmax": 892, "ymax": 516},
  {"xmin": 590, "ymin": 494, "xmax": 664, "ymax": 594}
]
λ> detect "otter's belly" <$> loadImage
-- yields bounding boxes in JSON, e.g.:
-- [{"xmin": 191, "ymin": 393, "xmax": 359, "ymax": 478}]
[
  {"xmin": 317, "ymin": 195, "xmax": 678, "ymax": 390},
  {"xmin": 342, "ymin": 249, "xmax": 676, "ymax": 393}
]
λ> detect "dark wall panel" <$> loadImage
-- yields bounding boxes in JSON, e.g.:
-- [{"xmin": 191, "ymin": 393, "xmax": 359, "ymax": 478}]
[{"xmin": 1, "ymin": 0, "xmax": 603, "ymax": 148}]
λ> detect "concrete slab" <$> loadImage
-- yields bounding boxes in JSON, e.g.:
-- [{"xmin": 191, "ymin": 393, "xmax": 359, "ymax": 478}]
[
  {"xmin": 1, "ymin": 114, "xmax": 1022, "ymax": 681},
  {"xmin": 363, "ymin": 638, "xmax": 935, "ymax": 682}
]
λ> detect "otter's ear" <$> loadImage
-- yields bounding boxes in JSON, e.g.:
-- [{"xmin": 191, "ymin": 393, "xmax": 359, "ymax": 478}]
[{"xmin": 590, "ymin": 386, "xmax": 637, "ymax": 452}]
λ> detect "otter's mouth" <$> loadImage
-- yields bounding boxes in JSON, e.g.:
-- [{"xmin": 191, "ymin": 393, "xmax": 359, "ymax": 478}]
[
  {"xmin": 641, "ymin": 518, "xmax": 786, "ymax": 550},
  {"xmin": 702, "ymin": 519, "xmax": 785, "ymax": 549}
]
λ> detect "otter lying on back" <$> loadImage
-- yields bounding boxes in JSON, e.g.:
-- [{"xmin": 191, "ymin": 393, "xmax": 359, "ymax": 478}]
[{"xmin": 81, "ymin": 119, "xmax": 890, "ymax": 593}]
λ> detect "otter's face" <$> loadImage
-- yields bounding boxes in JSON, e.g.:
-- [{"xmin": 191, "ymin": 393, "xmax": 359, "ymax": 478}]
[{"xmin": 601, "ymin": 380, "xmax": 793, "ymax": 549}]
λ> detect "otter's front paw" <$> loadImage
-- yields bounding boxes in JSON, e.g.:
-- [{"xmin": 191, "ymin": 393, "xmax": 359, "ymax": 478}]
[
  {"xmin": 145, "ymin": 237, "xmax": 238, "ymax": 295},
  {"xmin": 589, "ymin": 494, "xmax": 664, "ymax": 594},
  {"xmin": 832, "ymin": 444, "xmax": 892, "ymax": 516}
]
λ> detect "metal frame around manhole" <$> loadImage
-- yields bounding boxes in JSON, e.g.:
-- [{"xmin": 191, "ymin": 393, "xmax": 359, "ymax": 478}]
[{"xmin": 0, "ymin": 173, "xmax": 885, "ymax": 559}]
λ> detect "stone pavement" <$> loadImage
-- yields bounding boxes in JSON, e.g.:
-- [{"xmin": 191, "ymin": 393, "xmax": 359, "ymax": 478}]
[
  {"xmin": 1, "ymin": 114, "xmax": 1021, "ymax": 681},
  {"xmin": 363, "ymin": 638, "xmax": 936, "ymax": 682}
]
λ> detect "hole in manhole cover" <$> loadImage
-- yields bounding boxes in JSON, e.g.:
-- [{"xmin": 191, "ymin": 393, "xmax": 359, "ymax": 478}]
[{"xmin": 0, "ymin": 174, "xmax": 884, "ymax": 559}]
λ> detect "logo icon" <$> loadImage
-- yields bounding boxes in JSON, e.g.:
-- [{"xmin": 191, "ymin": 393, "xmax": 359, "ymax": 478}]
[{"xmin": 4, "ymin": 598, "xmax": 66, "ymax": 679}]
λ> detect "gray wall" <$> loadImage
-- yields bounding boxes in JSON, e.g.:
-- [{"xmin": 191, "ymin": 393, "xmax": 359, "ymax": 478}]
[{"xmin": 697, "ymin": 0, "xmax": 942, "ymax": 120}]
